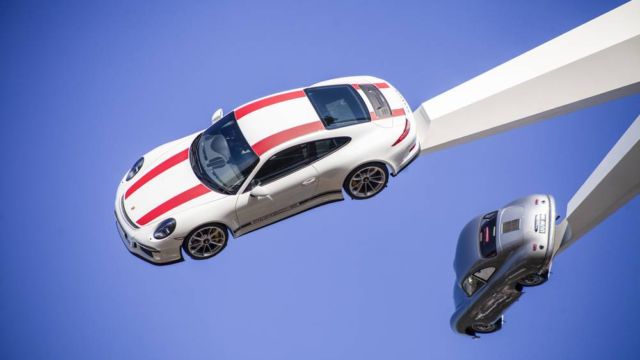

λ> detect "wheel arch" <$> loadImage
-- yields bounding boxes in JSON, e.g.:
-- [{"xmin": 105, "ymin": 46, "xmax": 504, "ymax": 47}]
[
  {"xmin": 183, "ymin": 221, "xmax": 232, "ymax": 245},
  {"xmin": 348, "ymin": 159, "xmax": 396, "ymax": 177}
]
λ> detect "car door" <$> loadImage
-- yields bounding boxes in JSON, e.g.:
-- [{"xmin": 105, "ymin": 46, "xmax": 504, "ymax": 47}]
[
  {"xmin": 234, "ymin": 142, "xmax": 319, "ymax": 235},
  {"xmin": 303, "ymin": 137, "xmax": 351, "ymax": 195}
]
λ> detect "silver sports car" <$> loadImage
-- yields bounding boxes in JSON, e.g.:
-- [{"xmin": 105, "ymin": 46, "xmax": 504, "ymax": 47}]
[{"xmin": 451, "ymin": 194, "xmax": 560, "ymax": 336}]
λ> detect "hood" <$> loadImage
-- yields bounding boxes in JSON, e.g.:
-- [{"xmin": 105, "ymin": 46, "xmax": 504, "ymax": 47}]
[{"xmin": 121, "ymin": 133, "xmax": 226, "ymax": 227}]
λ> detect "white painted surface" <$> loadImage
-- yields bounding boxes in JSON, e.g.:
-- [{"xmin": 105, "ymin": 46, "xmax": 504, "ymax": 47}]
[
  {"xmin": 414, "ymin": 0, "xmax": 640, "ymax": 154},
  {"xmin": 560, "ymin": 115, "xmax": 640, "ymax": 252}
]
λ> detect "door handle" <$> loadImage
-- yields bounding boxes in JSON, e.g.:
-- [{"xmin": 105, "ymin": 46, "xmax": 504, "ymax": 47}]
[{"xmin": 302, "ymin": 177, "xmax": 316, "ymax": 186}]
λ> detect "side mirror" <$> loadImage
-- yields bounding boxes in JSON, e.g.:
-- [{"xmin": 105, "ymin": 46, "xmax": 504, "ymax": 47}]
[
  {"xmin": 211, "ymin": 108, "xmax": 224, "ymax": 124},
  {"xmin": 249, "ymin": 185, "xmax": 270, "ymax": 199}
]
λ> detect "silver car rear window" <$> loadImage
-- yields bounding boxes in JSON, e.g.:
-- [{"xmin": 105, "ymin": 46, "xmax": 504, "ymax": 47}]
[{"xmin": 479, "ymin": 211, "xmax": 498, "ymax": 258}]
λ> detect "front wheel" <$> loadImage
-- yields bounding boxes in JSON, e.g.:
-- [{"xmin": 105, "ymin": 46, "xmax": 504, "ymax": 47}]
[
  {"xmin": 343, "ymin": 162, "xmax": 389, "ymax": 200},
  {"xmin": 183, "ymin": 223, "xmax": 228, "ymax": 260}
]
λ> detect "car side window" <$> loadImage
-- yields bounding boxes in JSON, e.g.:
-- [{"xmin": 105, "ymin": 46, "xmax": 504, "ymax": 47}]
[
  {"xmin": 305, "ymin": 85, "xmax": 370, "ymax": 129},
  {"xmin": 252, "ymin": 143, "xmax": 311, "ymax": 187},
  {"xmin": 359, "ymin": 84, "xmax": 391, "ymax": 118},
  {"xmin": 474, "ymin": 267, "xmax": 495, "ymax": 281},
  {"xmin": 306, "ymin": 137, "xmax": 350, "ymax": 163},
  {"xmin": 462, "ymin": 267, "xmax": 496, "ymax": 297},
  {"xmin": 462, "ymin": 274, "xmax": 485, "ymax": 297},
  {"xmin": 250, "ymin": 137, "xmax": 351, "ymax": 188}
]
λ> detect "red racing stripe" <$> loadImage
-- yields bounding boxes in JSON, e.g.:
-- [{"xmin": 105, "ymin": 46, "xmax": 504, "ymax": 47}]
[
  {"xmin": 370, "ymin": 109, "xmax": 405, "ymax": 121},
  {"xmin": 252, "ymin": 121, "xmax": 324, "ymax": 156},
  {"xmin": 136, "ymin": 184, "xmax": 211, "ymax": 226},
  {"xmin": 235, "ymin": 90, "xmax": 306, "ymax": 120},
  {"xmin": 374, "ymin": 82, "xmax": 390, "ymax": 89},
  {"xmin": 125, "ymin": 149, "xmax": 189, "ymax": 199}
]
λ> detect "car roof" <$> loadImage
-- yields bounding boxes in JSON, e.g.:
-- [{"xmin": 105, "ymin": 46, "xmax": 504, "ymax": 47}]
[
  {"xmin": 233, "ymin": 76, "xmax": 389, "ymax": 157},
  {"xmin": 453, "ymin": 215, "xmax": 483, "ymax": 279}
]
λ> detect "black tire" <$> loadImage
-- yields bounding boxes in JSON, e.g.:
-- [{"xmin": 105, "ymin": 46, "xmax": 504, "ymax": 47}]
[
  {"xmin": 518, "ymin": 271, "xmax": 549, "ymax": 287},
  {"xmin": 343, "ymin": 162, "xmax": 389, "ymax": 200},
  {"xmin": 182, "ymin": 223, "xmax": 228, "ymax": 260},
  {"xmin": 470, "ymin": 317, "xmax": 503, "ymax": 334}
]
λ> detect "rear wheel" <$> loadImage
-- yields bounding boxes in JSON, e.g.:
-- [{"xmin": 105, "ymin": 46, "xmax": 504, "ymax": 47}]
[
  {"xmin": 183, "ymin": 223, "xmax": 228, "ymax": 260},
  {"xmin": 518, "ymin": 272, "xmax": 549, "ymax": 287},
  {"xmin": 343, "ymin": 162, "xmax": 389, "ymax": 200}
]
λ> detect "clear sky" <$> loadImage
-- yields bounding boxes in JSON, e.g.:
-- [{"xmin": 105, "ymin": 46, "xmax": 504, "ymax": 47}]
[{"xmin": 1, "ymin": 0, "xmax": 639, "ymax": 359}]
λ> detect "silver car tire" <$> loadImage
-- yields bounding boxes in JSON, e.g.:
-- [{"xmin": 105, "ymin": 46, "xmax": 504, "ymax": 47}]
[
  {"xmin": 518, "ymin": 272, "xmax": 548, "ymax": 287},
  {"xmin": 183, "ymin": 223, "xmax": 228, "ymax": 260},
  {"xmin": 470, "ymin": 317, "xmax": 503, "ymax": 334},
  {"xmin": 343, "ymin": 163, "xmax": 389, "ymax": 200}
]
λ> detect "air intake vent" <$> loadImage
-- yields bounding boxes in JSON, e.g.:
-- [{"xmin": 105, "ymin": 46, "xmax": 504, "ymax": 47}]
[{"xmin": 502, "ymin": 219, "xmax": 520, "ymax": 233}]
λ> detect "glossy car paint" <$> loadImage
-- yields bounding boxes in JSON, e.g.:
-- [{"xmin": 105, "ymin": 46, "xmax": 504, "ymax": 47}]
[
  {"xmin": 114, "ymin": 76, "xmax": 420, "ymax": 264},
  {"xmin": 450, "ymin": 194, "xmax": 557, "ymax": 335}
]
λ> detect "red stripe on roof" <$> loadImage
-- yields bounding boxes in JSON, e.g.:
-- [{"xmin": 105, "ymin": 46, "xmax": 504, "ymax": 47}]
[
  {"xmin": 252, "ymin": 121, "xmax": 324, "ymax": 156},
  {"xmin": 125, "ymin": 149, "xmax": 189, "ymax": 199},
  {"xmin": 235, "ymin": 90, "xmax": 306, "ymax": 120},
  {"xmin": 351, "ymin": 84, "xmax": 361, "ymax": 90},
  {"xmin": 136, "ymin": 184, "xmax": 211, "ymax": 226},
  {"xmin": 391, "ymin": 108, "xmax": 405, "ymax": 117},
  {"xmin": 374, "ymin": 82, "xmax": 389, "ymax": 89}
]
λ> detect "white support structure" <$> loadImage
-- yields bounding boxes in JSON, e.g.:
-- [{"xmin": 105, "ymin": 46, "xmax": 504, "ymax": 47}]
[
  {"xmin": 559, "ymin": 115, "xmax": 640, "ymax": 252},
  {"xmin": 413, "ymin": 0, "xmax": 640, "ymax": 154}
]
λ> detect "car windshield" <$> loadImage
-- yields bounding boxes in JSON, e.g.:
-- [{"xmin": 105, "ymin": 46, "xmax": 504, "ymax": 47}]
[{"xmin": 190, "ymin": 112, "xmax": 259, "ymax": 194}]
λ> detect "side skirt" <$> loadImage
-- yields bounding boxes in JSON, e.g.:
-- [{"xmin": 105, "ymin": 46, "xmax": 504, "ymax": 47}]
[{"xmin": 232, "ymin": 190, "xmax": 344, "ymax": 237}]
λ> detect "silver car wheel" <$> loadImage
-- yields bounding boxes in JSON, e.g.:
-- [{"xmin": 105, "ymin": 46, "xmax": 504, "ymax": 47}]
[
  {"xmin": 186, "ymin": 225, "xmax": 226, "ymax": 259},
  {"xmin": 472, "ymin": 323, "xmax": 496, "ymax": 333},
  {"xmin": 348, "ymin": 166, "xmax": 387, "ymax": 198},
  {"xmin": 519, "ymin": 273, "xmax": 546, "ymax": 286}
]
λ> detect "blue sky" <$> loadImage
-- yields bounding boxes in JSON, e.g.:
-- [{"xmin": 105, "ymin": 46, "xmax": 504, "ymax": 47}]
[{"xmin": 1, "ymin": 0, "xmax": 639, "ymax": 359}]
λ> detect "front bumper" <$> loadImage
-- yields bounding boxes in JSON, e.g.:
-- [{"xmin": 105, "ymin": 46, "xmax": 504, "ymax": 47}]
[{"xmin": 114, "ymin": 208, "xmax": 183, "ymax": 265}]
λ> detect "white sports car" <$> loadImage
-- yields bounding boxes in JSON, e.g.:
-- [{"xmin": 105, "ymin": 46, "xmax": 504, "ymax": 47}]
[{"xmin": 114, "ymin": 76, "xmax": 420, "ymax": 264}]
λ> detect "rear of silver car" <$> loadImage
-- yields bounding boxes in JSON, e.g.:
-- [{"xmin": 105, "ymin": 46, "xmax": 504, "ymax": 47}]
[{"xmin": 451, "ymin": 194, "xmax": 557, "ymax": 336}]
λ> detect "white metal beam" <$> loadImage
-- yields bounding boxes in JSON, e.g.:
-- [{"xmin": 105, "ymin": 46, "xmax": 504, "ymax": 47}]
[
  {"xmin": 559, "ymin": 115, "xmax": 640, "ymax": 252},
  {"xmin": 414, "ymin": 0, "xmax": 640, "ymax": 154}
]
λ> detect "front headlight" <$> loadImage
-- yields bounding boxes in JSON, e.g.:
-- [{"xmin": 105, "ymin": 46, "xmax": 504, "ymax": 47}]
[
  {"xmin": 126, "ymin": 157, "xmax": 144, "ymax": 181},
  {"xmin": 153, "ymin": 218, "xmax": 176, "ymax": 239}
]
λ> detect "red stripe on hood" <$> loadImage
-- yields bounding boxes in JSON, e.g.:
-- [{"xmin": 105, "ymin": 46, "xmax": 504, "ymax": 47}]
[
  {"xmin": 136, "ymin": 184, "xmax": 211, "ymax": 226},
  {"xmin": 252, "ymin": 121, "xmax": 324, "ymax": 156},
  {"xmin": 125, "ymin": 149, "xmax": 189, "ymax": 199},
  {"xmin": 235, "ymin": 90, "xmax": 306, "ymax": 120}
]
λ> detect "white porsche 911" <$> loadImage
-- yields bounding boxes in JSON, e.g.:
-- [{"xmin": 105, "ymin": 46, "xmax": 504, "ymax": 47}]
[{"xmin": 114, "ymin": 76, "xmax": 419, "ymax": 264}]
